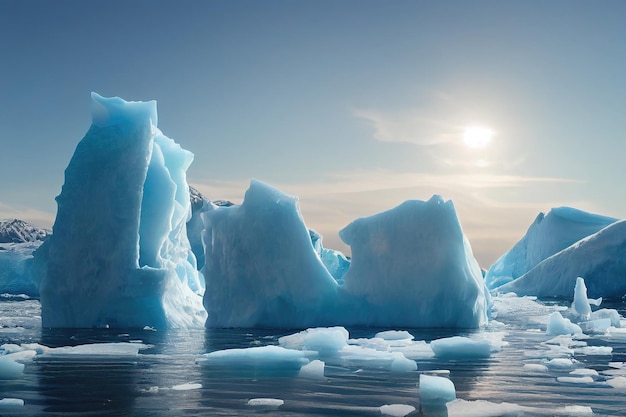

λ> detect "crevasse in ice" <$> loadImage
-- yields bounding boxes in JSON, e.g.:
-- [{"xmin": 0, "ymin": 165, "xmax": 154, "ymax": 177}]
[{"xmin": 35, "ymin": 93, "xmax": 206, "ymax": 328}]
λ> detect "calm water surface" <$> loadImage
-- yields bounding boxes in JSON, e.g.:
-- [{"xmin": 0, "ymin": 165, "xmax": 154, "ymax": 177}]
[{"xmin": 1, "ymin": 298, "xmax": 626, "ymax": 416}]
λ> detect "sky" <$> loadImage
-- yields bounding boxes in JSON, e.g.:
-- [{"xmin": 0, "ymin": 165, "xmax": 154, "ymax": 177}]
[{"xmin": 1, "ymin": 0, "xmax": 626, "ymax": 267}]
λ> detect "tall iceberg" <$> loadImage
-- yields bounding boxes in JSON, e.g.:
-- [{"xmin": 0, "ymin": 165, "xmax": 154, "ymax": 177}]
[
  {"xmin": 485, "ymin": 207, "xmax": 617, "ymax": 289},
  {"xmin": 339, "ymin": 195, "xmax": 488, "ymax": 328},
  {"xmin": 36, "ymin": 93, "xmax": 206, "ymax": 328}
]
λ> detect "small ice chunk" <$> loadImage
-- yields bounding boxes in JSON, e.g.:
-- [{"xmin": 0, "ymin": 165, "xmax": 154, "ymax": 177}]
[
  {"xmin": 419, "ymin": 374, "xmax": 456, "ymax": 404},
  {"xmin": 430, "ymin": 336, "xmax": 491, "ymax": 359},
  {"xmin": 172, "ymin": 383, "xmax": 202, "ymax": 391},
  {"xmin": 247, "ymin": 398, "xmax": 284, "ymax": 408},
  {"xmin": 0, "ymin": 358, "xmax": 24, "ymax": 379},
  {"xmin": 556, "ymin": 376, "xmax": 595, "ymax": 384},
  {"xmin": 546, "ymin": 312, "xmax": 582, "ymax": 336},
  {"xmin": 571, "ymin": 277, "xmax": 592, "ymax": 320},
  {"xmin": 591, "ymin": 309, "xmax": 621, "ymax": 327},
  {"xmin": 279, "ymin": 327, "xmax": 348, "ymax": 356},
  {"xmin": 606, "ymin": 376, "xmax": 626, "ymax": 389},
  {"xmin": 580, "ymin": 318, "xmax": 612, "ymax": 333},
  {"xmin": 375, "ymin": 330, "xmax": 414, "ymax": 341},
  {"xmin": 0, "ymin": 398, "xmax": 24, "ymax": 407},
  {"xmin": 379, "ymin": 404, "xmax": 416, "ymax": 417},
  {"xmin": 523, "ymin": 363, "xmax": 548, "ymax": 373},
  {"xmin": 575, "ymin": 346, "xmax": 612, "ymax": 356},
  {"xmin": 570, "ymin": 368, "xmax": 599, "ymax": 376},
  {"xmin": 299, "ymin": 359, "xmax": 325, "ymax": 379},
  {"xmin": 42, "ymin": 342, "xmax": 150, "ymax": 357},
  {"xmin": 545, "ymin": 358, "xmax": 577, "ymax": 369},
  {"xmin": 447, "ymin": 399, "xmax": 525, "ymax": 417}
]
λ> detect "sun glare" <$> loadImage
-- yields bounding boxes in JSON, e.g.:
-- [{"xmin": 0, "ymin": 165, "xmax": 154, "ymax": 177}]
[{"xmin": 463, "ymin": 126, "xmax": 493, "ymax": 148}]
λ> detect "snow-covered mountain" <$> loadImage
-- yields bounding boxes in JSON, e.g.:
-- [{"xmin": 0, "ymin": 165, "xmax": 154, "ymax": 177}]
[{"xmin": 0, "ymin": 219, "xmax": 50, "ymax": 244}]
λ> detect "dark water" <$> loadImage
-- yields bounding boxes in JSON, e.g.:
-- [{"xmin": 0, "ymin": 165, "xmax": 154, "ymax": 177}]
[{"xmin": 2, "ymin": 299, "xmax": 626, "ymax": 416}]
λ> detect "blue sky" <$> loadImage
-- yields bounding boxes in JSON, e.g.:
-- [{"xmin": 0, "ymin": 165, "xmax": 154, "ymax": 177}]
[{"xmin": 2, "ymin": 1, "xmax": 626, "ymax": 266}]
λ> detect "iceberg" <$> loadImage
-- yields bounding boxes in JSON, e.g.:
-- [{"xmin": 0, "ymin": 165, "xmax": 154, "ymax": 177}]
[
  {"xmin": 203, "ymin": 184, "xmax": 488, "ymax": 329},
  {"xmin": 499, "ymin": 220, "xmax": 626, "ymax": 299},
  {"xmin": 202, "ymin": 180, "xmax": 339, "ymax": 328},
  {"xmin": 485, "ymin": 207, "xmax": 616, "ymax": 289},
  {"xmin": 339, "ymin": 195, "xmax": 488, "ymax": 328},
  {"xmin": 35, "ymin": 93, "xmax": 206, "ymax": 329}
]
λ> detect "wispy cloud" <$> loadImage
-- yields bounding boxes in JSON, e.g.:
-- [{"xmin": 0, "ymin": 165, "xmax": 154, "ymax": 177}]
[{"xmin": 353, "ymin": 108, "xmax": 459, "ymax": 146}]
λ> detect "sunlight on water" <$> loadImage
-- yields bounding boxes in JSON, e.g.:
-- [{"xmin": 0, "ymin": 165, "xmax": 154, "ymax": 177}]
[{"xmin": 1, "ymin": 298, "xmax": 626, "ymax": 416}]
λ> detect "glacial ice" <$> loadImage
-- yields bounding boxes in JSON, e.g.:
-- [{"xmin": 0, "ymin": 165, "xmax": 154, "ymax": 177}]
[
  {"xmin": 202, "ymin": 180, "xmax": 339, "ymax": 328},
  {"xmin": 499, "ymin": 220, "xmax": 626, "ymax": 299},
  {"xmin": 203, "ymin": 184, "xmax": 488, "ymax": 328},
  {"xmin": 486, "ymin": 207, "xmax": 616, "ymax": 289},
  {"xmin": 35, "ymin": 93, "xmax": 206, "ymax": 329},
  {"xmin": 339, "ymin": 195, "xmax": 488, "ymax": 328}
]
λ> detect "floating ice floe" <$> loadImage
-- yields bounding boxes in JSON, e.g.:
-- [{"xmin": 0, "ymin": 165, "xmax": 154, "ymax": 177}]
[
  {"xmin": 447, "ymin": 399, "xmax": 594, "ymax": 416},
  {"xmin": 0, "ymin": 398, "xmax": 24, "ymax": 407},
  {"xmin": 172, "ymin": 383, "xmax": 202, "ymax": 391},
  {"xmin": 247, "ymin": 398, "xmax": 284, "ymax": 408},
  {"xmin": 430, "ymin": 336, "xmax": 492, "ymax": 359},
  {"xmin": 379, "ymin": 404, "xmax": 416, "ymax": 417}
]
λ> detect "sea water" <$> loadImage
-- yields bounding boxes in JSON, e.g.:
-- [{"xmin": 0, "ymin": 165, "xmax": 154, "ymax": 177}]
[{"xmin": 1, "ymin": 298, "xmax": 626, "ymax": 416}]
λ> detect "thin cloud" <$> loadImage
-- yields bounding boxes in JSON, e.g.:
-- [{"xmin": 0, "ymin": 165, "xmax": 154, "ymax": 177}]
[{"xmin": 353, "ymin": 108, "xmax": 458, "ymax": 146}]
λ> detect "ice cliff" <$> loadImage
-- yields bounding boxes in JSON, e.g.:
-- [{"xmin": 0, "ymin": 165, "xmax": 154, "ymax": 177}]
[
  {"xmin": 485, "ymin": 207, "xmax": 616, "ymax": 289},
  {"xmin": 203, "ymin": 184, "xmax": 488, "ymax": 328},
  {"xmin": 339, "ymin": 195, "xmax": 488, "ymax": 328},
  {"xmin": 499, "ymin": 220, "xmax": 626, "ymax": 299},
  {"xmin": 35, "ymin": 93, "xmax": 206, "ymax": 328}
]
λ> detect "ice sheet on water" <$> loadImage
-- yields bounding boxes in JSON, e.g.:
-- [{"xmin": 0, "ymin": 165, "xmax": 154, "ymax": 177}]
[
  {"xmin": 556, "ymin": 376, "xmax": 595, "ymax": 384},
  {"xmin": 430, "ymin": 336, "xmax": 492, "ymax": 359},
  {"xmin": 379, "ymin": 404, "xmax": 416, "ymax": 417},
  {"xmin": 247, "ymin": 398, "xmax": 284, "ymax": 408},
  {"xmin": 0, "ymin": 398, "xmax": 24, "ymax": 407},
  {"xmin": 41, "ymin": 342, "xmax": 151, "ymax": 358},
  {"xmin": 447, "ymin": 399, "xmax": 594, "ymax": 417},
  {"xmin": 171, "ymin": 383, "xmax": 202, "ymax": 391}
]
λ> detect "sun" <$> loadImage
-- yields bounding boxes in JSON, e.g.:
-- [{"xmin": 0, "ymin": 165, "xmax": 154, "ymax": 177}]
[{"xmin": 463, "ymin": 126, "xmax": 494, "ymax": 148}]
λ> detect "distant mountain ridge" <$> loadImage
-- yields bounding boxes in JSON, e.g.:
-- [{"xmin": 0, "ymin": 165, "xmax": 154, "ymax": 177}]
[{"xmin": 0, "ymin": 219, "xmax": 51, "ymax": 244}]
